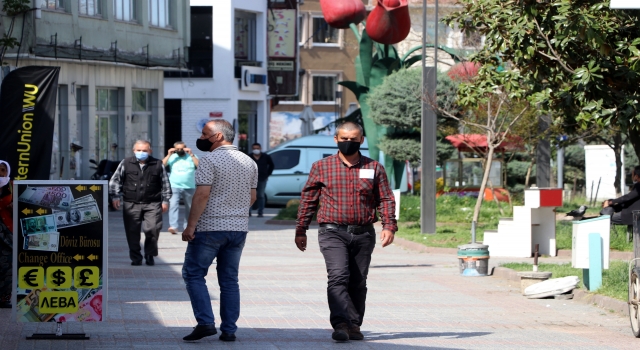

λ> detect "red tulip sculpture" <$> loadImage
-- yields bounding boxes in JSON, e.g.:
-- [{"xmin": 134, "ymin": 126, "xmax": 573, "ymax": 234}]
[
  {"xmin": 319, "ymin": 0, "xmax": 366, "ymax": 29},
  {"xmin": 365, "ymin": 0, "xmax": 411, "ymax": 45}
]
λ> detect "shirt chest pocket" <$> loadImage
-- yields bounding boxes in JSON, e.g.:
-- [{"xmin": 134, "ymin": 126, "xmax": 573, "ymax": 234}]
[
  {"xmin": 126, "ymin": 170, "xmax": 139, "ymax": 184},
  {"xmin": 358, "ymin": 179, "xmax": 375, "ymax": 195}
]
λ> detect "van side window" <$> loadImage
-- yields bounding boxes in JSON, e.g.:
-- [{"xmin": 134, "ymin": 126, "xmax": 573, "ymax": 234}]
[
  {"xmin": 271, "ymin": 150, "xmax": 301, "ymax": 170},
  {"xmin": 323, "ymin": 154, "xmax": 332, "ymax": 158}
]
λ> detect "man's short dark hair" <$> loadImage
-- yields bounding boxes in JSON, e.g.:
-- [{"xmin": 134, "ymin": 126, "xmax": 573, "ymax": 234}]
[
  {"xmin": 634, "ymin": 165, "xmax": 640, "ymax": 177},
  {"xmin": 335, "ymin": 122, "xmax": 364, "ymax": 137},
  {"xmin": 252, "ymin": 143, "xmax": 261, "ymax": 148}
]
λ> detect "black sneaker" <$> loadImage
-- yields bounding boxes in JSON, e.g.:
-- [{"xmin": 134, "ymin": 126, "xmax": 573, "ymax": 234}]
[
  {"xmin": 183, "ymin": 325, "xmax": 217, "ymax": 341},
  {"xmin": 257, "ymin": 214, "xmax": 264, "ymax": 218},
  {"xmin": 219, "ymin": 332, "xmax": 236, "ymax": 341},
  {"xmin": 145, "ymin": 256, "xmax": 154, "ymax": 266},
  {"xmin": 131, "ymin": 261, "xmax": 142, "ymax": 266},
  {"xmin": 349, "ymin": 325, "xmax": 364, "ymax": 340},
  {"xmin": 332, "ymin": 323, "xmax": 350, "ymax": 342}
]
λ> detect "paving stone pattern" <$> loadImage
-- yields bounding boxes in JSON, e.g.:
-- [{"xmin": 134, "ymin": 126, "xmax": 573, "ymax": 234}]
[{"xmin": 0, "ymin": 208, "xmax": 636, "ymax": 349}]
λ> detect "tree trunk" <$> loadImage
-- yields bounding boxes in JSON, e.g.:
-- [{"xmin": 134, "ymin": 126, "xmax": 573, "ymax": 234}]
[
  {"xmin": 472, "ymin": 145, "xmax": 495, "ymax": 224},
  {"xmin": 613, "ymin": 132, "xmax": 623, "ymax": 197},
  {"xmin": 524, "ymin": 150, "xmax": 535, "ymax": 187}
]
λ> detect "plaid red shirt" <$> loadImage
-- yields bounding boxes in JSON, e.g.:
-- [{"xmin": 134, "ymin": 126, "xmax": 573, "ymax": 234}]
[{"xmin": 295, "ymin": 153, "xmax": 397, "ymax": 236}]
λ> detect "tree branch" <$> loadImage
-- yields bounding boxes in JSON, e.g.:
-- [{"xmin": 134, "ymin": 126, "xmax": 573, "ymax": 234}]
[{"xmin": 533, "ymin": 18, "xmax": 575, "ymax": 75}]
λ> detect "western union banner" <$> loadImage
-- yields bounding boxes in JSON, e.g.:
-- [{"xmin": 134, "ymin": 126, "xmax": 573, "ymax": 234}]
[{"xmin": 0, "ymin": 66, "xmax": 60, "ymax": 180}]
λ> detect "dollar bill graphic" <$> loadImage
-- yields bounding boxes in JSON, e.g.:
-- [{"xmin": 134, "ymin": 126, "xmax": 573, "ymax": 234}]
[
  {"xmin": 23, "ymin": 232, "xmax": 60, "ymax": 252},
  {"xmin": 20, "ymin": 215, "xmax": 58, "ymax": 236},
  {"xmin": 54, "ymin": 203, "xmax": 102, "ymax": 229},
  {"xmin": 18, "ymin": 186, "xmax": 74, "ymax": 211}
]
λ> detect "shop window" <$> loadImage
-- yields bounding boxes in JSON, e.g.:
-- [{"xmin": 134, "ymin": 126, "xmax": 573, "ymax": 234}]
[
  {"xmin": 312, "ymin": 16, "xmax": 339, "ymax": 46},
  {"xmin": 312, "ymin": 75, "xmax": 337, "ymax": 103},
  {"xmin": 114, "ymin": 0, "xmax": 137, "ymax": 21},
  {"xmin": 149, "ymin": 0, "xmax": 171, "ymax": 27},
  {"xmin": 79, "ymin": 0, "xmax": 102, "ymax": 17}
]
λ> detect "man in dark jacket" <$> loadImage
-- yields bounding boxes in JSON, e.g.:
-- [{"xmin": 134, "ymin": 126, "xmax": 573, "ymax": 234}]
[
  {"xmin": 109, "ymin": 140, "xmax": 172, "ymax": 266},
  {"xmin": 600, "ymin": 165, "xmax": 640, "ymax": 225},
  {"xmin": 249, "ymin": 143, "xmax": 274, "ymax": 217}
]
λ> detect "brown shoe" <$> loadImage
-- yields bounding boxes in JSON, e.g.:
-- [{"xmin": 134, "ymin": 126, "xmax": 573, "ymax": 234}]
[
  {"xmin": 332, "ymin": 323, "xmax": 350, "ymax": 342},
  {"xmin": 349, "ymin": 325, "xmax": 364, "ymax": 340},
  {"xmin": 168, "ymin": 227, "xmax": 177, "ymax": 234}
]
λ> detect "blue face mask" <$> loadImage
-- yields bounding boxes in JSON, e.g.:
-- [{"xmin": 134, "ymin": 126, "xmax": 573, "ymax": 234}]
[{"xmin": 135, "ymin": 151, "xmax": 149, "ymax": 161}]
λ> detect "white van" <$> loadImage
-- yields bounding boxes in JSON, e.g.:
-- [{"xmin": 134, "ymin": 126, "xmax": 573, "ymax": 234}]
[{"xmin": 265, "ymin": 135, "xmax": 370, "ymax": 205}]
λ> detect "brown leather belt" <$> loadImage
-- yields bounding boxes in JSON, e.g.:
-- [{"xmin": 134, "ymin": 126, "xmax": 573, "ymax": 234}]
[{"xmin": 319, "ymin": 223, "xmax": 374, "ymax": 234}]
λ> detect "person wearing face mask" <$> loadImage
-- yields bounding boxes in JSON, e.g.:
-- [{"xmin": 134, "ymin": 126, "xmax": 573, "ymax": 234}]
[
  {"xmin": 295, "ymin": 122, "xmax": 397, "ymax": 342},
  {"xmin": 249, "ymin": 143, "xmax": 274, "ymax": 218},
  {"xmin": 163, "ymin": 141, "xmax": 199, "ymax": 234},
  {"xmin": 600, "ymin": 165, "xmax": 640, "ymax": 225},
  {"xmin": 0, "ymin": 160, "xmax": 13, "ymax": 308},
  {"xmin": 181, "ymin": 120, "xmax": 258, "ymax": 342},
  {"xmin": 109, "ymin": 140, "xmax": 172, "ymax": 266}
]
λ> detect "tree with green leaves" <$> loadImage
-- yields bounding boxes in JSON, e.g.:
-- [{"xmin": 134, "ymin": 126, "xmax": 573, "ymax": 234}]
[
  {"xmin": 444, "ymin": 0, "xmax": 640, "ymax": 162},
  {"xmin": 366, "ymin": 67, "xmax": 459, "ymax": 166},
  {"xmin": 0, "ymin": 0, "xmax": 30, "ymax": 64}
]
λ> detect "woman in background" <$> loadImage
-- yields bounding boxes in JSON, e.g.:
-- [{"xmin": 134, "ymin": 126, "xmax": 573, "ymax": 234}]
[{"xmin": 0, "ymin": 160, "xmax": 13, "ymax": 308}]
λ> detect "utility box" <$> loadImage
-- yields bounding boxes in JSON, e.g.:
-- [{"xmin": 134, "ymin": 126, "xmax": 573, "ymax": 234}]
[{"xmin": 572, "ymin": 216, "xmax": 610, "ymax": 269}]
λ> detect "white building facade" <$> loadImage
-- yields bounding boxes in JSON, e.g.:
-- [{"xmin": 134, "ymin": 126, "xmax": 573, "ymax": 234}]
[{"xmin": 164, "ymin": 0, "xmax": 269, "ymax": 156}]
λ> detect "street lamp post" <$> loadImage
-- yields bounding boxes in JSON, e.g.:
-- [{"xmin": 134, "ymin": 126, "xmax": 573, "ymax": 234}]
[{"xmin": 420, "ymin": 0, "xmax": 437, "ymax": 234}]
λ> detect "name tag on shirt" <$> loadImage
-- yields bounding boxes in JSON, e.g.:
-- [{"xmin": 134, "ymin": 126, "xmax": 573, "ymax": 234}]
[{"xmin": 360, "ymin": 169, "xmax": 374, "ymax": 179}]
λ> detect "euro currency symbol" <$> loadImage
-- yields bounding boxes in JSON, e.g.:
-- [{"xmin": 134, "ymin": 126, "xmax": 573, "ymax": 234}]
[
  {"xmin": 78, "ymin": 269, "xmax": 93, "ymax": 287},
  {"xmin": 23, "ymin": 269, "xmax": 39, "ymax": 287},
  {"xmin": 51, "ymin": 269, "xmax": 66, "ymax": 287}
]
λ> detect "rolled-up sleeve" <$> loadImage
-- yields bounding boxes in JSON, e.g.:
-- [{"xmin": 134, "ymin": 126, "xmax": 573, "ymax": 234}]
[
  {"xmin": 108, "ymin": 161, "xmax": 125, "ymax": 200},
  {"xmin": 374, "ymin": 163, "xmax": 398, "ymax": 233},
  {"xmin": 161, "ymin": 166, "xmax": 172, "ymax": 203}
]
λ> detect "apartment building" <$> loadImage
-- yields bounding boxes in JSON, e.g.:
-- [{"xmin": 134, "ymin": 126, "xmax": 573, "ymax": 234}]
[{"xmin": 3, "ymin": 0, "xmax": 190, "ymax": 180}]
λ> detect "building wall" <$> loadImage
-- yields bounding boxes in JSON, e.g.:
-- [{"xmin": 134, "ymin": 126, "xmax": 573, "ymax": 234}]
[
  {"xmin": 165, "ymin": 0, "xmax": 269, "ymax": 157},
  {"xmin": 18, "ymin": 58, "xmax": 165, "ymax": 180}
]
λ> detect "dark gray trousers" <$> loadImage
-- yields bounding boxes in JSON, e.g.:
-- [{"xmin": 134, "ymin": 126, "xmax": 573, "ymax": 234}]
[
  {"xmin": 318, "ymin": 226, "xmax": 376, "ymax": 328},
  {"xmin": 123, "ymin": 201, "xmax": 163, "ymax": 263},
  {"xmin": 600, "ymin": 206, "xmax": 624, "ymax": 225}
]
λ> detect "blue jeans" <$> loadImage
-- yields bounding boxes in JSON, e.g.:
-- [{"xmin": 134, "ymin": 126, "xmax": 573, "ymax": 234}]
[
  {"xmin": 169, "ymin": 187, "xmax": 195, "ymax": 230},
  {"xmin": 250, "ymin": 180, "xmax": 267, "ymax": 215},
  {"xmin": 182, "ymin": 231, "xmax": 247, "ymax": 334}
]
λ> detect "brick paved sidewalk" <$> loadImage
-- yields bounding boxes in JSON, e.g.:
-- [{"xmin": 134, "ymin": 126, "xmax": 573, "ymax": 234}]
[{"xmin": 0, "ymin": 207, "xmax": 637, "ymax": 349}]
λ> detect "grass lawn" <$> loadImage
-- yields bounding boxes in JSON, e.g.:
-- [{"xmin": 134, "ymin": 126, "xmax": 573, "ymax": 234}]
[
  {"xmin": 501, "ymin": 261, "xmax": 629, "ymax": 301},
  {"xmin": 274, "ymin": 194, "xmax": 634, "ymax": 252}
]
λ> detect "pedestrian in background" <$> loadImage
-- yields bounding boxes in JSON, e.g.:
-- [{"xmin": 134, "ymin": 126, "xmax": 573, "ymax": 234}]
[
  {"xmin": 0, "ymin": 160, "xmax": 13, "ymax": 308},
  {"xmin": 163, "ymin": 141, "xmax": 198, "ymax": 234},
  {"xmin": 249, "ymin": 142, "xmax": 274, "ymax": 217},
  {"xmin": 109, "ymin": 140, "xmax": 171, "ymax": 266},
  {"xmin": 181, "ymin": 120, "xmax": 257, "ymax": 342},
  {"xmin": 295, "ymin": 122, "xmax": 397, "ymax": 342}
]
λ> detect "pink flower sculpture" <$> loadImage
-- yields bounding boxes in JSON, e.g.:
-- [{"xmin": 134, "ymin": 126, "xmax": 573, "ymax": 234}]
[
  {"xmin": 320, "ymin": 0, "xmax": 367, "ymax": 29},
  {"xmin": 365, "ymin": 0, "xmax": 411, "ymax": 45}
]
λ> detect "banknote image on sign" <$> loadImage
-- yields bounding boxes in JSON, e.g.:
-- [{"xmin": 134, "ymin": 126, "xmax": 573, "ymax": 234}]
[{"xmin": 14, "ymin": 181, "xmax": 107, "ymax": 326}]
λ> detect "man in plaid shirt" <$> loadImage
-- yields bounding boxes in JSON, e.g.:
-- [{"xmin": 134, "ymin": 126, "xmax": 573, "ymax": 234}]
[{"xmin": 295, "ymin": 122, "xmax": 397, "ymax": 342}]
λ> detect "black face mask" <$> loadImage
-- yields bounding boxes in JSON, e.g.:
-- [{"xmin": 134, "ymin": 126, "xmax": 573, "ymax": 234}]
[
  {"xmin": 176, "ymin": 150, "xmax": 186, "ymax": 157},
  {"xmin": 337, "ymin": 141, "xmax": 361, "ymax": 156},
  {"xmin": 196, "ymin": 138, "xmax": 214, "ymax": 152}
]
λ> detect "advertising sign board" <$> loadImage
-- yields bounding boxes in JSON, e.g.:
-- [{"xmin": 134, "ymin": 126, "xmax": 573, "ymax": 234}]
[{"xmin": 12, "ymin": 180, "xmax": 108, "ymax": 329}]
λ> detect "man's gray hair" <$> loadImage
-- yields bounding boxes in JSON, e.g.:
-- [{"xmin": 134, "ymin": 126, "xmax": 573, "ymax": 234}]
[
  {"xmin": 174, "ymin": 141, "xmax": 185, "ymax": 147},
  {"xmin": 335, "ymin": 121, "xmax": 364, "ymax": 137},
  {"xmin": 207, "ymin": 120, "xmax": 236, "ymax": 143},
  {"xmin": 132, "ymin": 140, "xmax": 152, "ymax": 149}
]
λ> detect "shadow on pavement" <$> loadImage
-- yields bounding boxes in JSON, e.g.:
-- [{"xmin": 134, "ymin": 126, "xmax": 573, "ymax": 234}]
[
  {"xmin": 366, "ymin": 331, "xmax": 492, "ymax": 341},
  {"xmin": 371, "ymin": 264, "xmax": 433, "ymax": 268}
]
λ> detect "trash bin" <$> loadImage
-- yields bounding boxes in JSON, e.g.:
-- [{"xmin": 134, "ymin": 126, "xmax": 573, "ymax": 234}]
[{"xmin": 458, "ymin": 243, "xmax": 490, "ymax": 277}]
